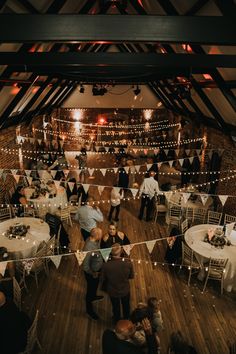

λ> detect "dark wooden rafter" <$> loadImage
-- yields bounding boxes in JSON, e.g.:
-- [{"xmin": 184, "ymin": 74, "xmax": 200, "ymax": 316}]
[
  {"xmin": 0, "ymin": 52, "xmax": 235, "ymax": 69},
  {"xmin": 52, "ymin": 82, "xmax": 74, "ymax": 107},
  {"xmin": 18, "ymin": 77, "xmax": 53, "ymax": 119},
  {"xmin": 14, "ymin": 0, "xmax": 40, "ymax": 14},
  {"xmin": 0, "ymin": 0, "xmax": 7, "ymax": 11},
  {"xmin": 156, "ymin": 0, "xmax": 230, "ymax": 131},
  {"xmin": 35, "ymin": 79, "xmax": 63, "ymax": 115},
  {"xmin": 0, "ymin": 15, "xmax": 235, "ymax": 44},
  {"xmin": 46, "ymin": 80, "xmax": 71, "ymax": 107},
  {"xmin": 78, "ymin": 0, "xmax": 97, "ymax": 14},
  {"xmin": 150, "ymin": 82, "xmax": 177, "ymax": 110},
  {"xmin": 55, "ymin": 84, "xmax": 77, "ymax": 108},
  {"xmin": 46, "ymin": 0, "xmax": 67, "ymax": 13},
  {"xmin": 0, "ymin": 74, "xmax": 39, "ymax": 127},
  {"xmin": 185, "ymin": 0, "xmax": 210, "ymax": 15},
  {"xmin": 213, "ymin": 0, "xmax": 236, "ymax": 16}
]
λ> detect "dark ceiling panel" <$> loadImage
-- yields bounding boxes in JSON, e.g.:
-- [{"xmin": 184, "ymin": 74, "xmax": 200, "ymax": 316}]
[
  {"xmin": 0, "ymin": 15, "xmax": 235, "ymax": 44},
  {"xmin": 0, "ymin": 52, "xmax": 235, "ymax": 68}
]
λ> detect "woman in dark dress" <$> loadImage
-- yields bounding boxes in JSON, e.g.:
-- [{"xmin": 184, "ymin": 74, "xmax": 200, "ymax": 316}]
[
  {"xmin": 101, "ymin": 222, "xmax": 130, "ymax": 249},
  {"xmin": 10, "ymin": 186, "xmax": 27, "ymax": 216},
  {"xmin": 164, "ymin": 227, "xmax": 182, "ymax": 264}
]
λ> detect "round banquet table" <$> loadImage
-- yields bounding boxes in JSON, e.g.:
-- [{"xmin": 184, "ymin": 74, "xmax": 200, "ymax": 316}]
[
  {"xmin": 25, "ymin": 186, "xmax": 68, "ymax": 216},
  {"xmin": 0, "ymin": 217, "xmax": 50, "ymax": 260},
  {"xmin": 185, "ymin": 224, "xmax": 236, "ymax": 292}
]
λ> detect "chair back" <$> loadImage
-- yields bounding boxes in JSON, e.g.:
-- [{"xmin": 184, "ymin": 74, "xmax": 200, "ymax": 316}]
[
  {"xmin": 23, "ymin": 205, "xmax": 36, "ymax": 217},
  {"xmin": 0, "ymin": 206, "xmax": 12, "ymax": 221},
  {"xmin": 13, "ymin": 276, "xmax": 21, "ymax": 311},
  {"xmin": 182, "ymin": 242, "xmax": 193, "ymax": 265},
  {"xmin": 208, "ymin": 258, "xmax": 228, "ymax": 278},
  {"xmin": 207, "ymin": 211, "xmax": 222, "ymax": 225},
  {"xmin": 193, "ymin": 208, "xmax": 206, "ymax": 225},
  {"xmin": 168, "ymin": 205, "xmax": 182, "ymax": 227},
  {"xmin": 24, "ymin": 310, "xmax": 41, "ymax": 353},
  {"xmin": 224, "ymin": 214, "xmax": 236, "ymax": 225},
  {"xmin": 46, "ymin": 235, "xmax": 56, "ymax": 256},
  {"xmin": 45, "ymin": 213, "xmax": 61, "ymax": 236},
  {"xmin": 186, "ymin": 207, "xmax": 194, "ymax": 224},
  {"xmin": 31, "ymin": 243, "xmax": 47, "ymax": 272},
  {"xmin": 181, "ymin": 219, "xmax": 188, "ymax": 234}
]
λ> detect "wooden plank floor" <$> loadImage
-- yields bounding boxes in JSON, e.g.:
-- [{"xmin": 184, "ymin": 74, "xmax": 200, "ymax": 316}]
[{"xmin": 21, "ymin": 153, "xmax": 236, "ymax": 354}]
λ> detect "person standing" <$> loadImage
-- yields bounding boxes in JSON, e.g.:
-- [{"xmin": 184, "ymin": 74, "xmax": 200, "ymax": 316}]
[
  {"xmin": 101, "ymin": 243, "xmax": 134, "ymax": 323},
  {"xmin": 108, "ymin": 185, "xmax": 124, "ymax": 222},
  {"xmin": 75, "ymin": 196, "xmax": 104, "ymax": 241},
  {"xmin": 0, "ymin": 291, "xmax": 31, "ymax": 354},
  {"xmin": 138, "ymin": 170, "xmax": 160, "ymax": 221},
  {"xmin": 83, "ymin": 227, "xmax": 104, "ymax": 320}
]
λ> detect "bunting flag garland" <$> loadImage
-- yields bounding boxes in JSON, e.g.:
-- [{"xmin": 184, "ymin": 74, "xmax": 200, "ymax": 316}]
[
  {"xmin": 22, "ymin": 260, "xmax": 34, "ymax": 274},
  {"xmin": 50, "ymin": 170, "xmax": 57, "ymax": 178},
  {"xmin": 218, "ymin": 195, "xmax": 228, "ymax": 206},
  {"xmin": 54, "ymin": 180, "xmax": 61, "ymax": 190},
  {"xmin": 68, "ymin": 182, "xmax": 75, "ymax": 192},
  {"xmin": 100, "ymin": 169, "xmax": 106, "ymax": 176},
  {"xmin": 123, "ymin": 244, "xmax": 135, "ymax": 256},
  {"xmin": 182, "ymin": 193, "xmax": 191, "ymax": 204},
  {"xmin": 63, "ymin": 170, "xmax": 70, "ymax": 179},
  {"xmin": 189, "ymin": 156, "xmax": 194, "ymax": 164},
  {"xmin": 200, "ymin": 194, "xmax": 209, "ymax": 206},
  {"xmin": 88, "ymin": 168, "xmax": 95, "ymax": 177},
  {"xmin": 75, "ymin": 251, "xmax": 87, "ymax": 266},
  {"xmin": 98, "ymin": 186, "xmax": 105, "ymax": 195},
  {"xmin": 146, "ymin": 163, "xmax": 152, "ymax": 171},
  {"xmin": 146, "ymin": 240, "xmax": 156, "ymax": 254},
  {"xmin": 82, "ymin": 184, "xmax": 90, "ymax": 194},
  {"xmin": 124, "ymin": 166, "xmax": 130, "ymax": 174},
  {"xmin": 50, "ymin": 255, "xmax": 62, "ymax": 269},
  {"xmin": 100, "ymin": 248, "xmax": 112, "ymax": 262},
  {"xmin": 130, "ymin": 188, "xmax": 139, "ymax": 197},
  {"xmin": 0, "ymin": 261, "xmax": 8, "ymax": 276},
  {"xmin": 179, "ymin": 158, "xmax": 184, "ymax": 167},
  {"xmin": 168, "ymin": 160, "xmax": 173, "ymax": 167},
  {"xmin": 13, "ymin": 174, "xmax": 20, "ymax": 183}
]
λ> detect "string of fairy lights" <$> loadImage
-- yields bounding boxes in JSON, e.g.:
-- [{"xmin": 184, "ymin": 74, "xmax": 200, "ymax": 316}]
[
  {"xmin": 1, "ymin": 171, "xmax": 236, "ymax": 210},
  {"xmin": 52, "ymin": 117, "xmax": 169, "ymax": 128},
  {"xmin": 0, "ymin": 230, "xmax": 227, "ymax": 274},
  {"xmin": 0, "ymin": 145, "xmax": 223, "ymax": 173},
  {"xmin": 23, "ymin": 129, "xmax": 205, "ymax": 147}
]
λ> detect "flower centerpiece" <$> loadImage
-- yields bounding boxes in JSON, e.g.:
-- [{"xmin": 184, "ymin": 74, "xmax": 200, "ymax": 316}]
[
  {"xmin": 204, "ymin": 227, "xmax": 231, "ymax": 248},
  {"xmin": 6, "ymin": 223, "xmax": 30, "ymax": 238}
]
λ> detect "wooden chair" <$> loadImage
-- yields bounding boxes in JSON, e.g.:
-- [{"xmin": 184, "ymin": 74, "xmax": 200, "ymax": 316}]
[
  {"xmin": 181, "ymin": 219, "xmax": 189, "ymax": 234},
  {"xmin": 186, "ymin": 207, "xmax": 194, "ymax": 225},
  {"xmin": 56, "ymin": 206, "xmax": 72, "ymax": 227},
  {"xmin": 202, "ymin": 258, "xmax": 228, "ymax": 295},
  {"xmin": 181, "ymin": 242, "xmax": 201, "ymax": 285},
  {"xmin": 23, "ymin": 205, "xmax": 36, "ymax": 217},
  {"xmin": 229, "ymin": 342, "xmax": 236, "ymax": 354},
  {"xmin": 168, "ymin": 204, "xmax": 182, "ymax": 228},
  {"xmin": 16, "ymin": 243, "xmax": 48, "ymax": 289},
  {"xmin": 153, "ymin": 196, "xmax": 167, "ymax": 222},
  {"xmin": 20, "ymin": 310, "xmax": 42, "ymax": 353},
  {"xmin": 224, "ymin": 214, "xmax": 236, "ymax": 225},
  {"xmin": 207, "ymin": 211, "xmax": 222, "ymax": 225},
  {"xmin": 13, "ymin": 276, "xmax": 22, "ymax": 311},
  {"xmin": 0, "ymin": 206, "xmax": 12, "ymax": 221},
  {"xmin": 192, "ymin": 208, "xmax": 206, "ymax": 225}
]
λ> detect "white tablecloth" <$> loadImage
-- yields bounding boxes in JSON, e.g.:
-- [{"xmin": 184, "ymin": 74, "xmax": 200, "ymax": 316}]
[
  {"xmin": 0, "ymin": 217, "xmax": 50, "ymax": 260},
  {"xmin": 185, "ymin": 224, "xmax": 236, "ymax": 292},
  {"xmin": 26, "ymin": 187, "xmax": 68, "ymax": 216}
]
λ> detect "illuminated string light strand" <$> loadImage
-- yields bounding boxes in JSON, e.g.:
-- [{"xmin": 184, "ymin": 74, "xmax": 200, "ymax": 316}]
[
  {"xmin": 29, "ymin": 129, "xmax": 204, "ymax": 147},
  {"xmin": 52, "ymin": 117, "xmax": 169, "ymax": 128}
]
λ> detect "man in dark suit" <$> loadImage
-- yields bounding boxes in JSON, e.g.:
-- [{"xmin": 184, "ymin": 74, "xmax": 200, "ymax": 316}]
[
  {"xmin": 101, "ymin": 243, "xmax": 134, "ymax": 323},
  {"xmin": 0, "ymin": 291, "xmax": 31, "ymax": 354}
]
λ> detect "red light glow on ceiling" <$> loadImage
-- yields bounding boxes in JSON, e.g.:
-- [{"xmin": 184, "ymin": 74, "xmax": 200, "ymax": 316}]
[
  {"xmin": 203, "ymin": 74, "xmax": 213, "ymax": 80},
  {"xmin": 97, "ymin": 116, "xmax": 107, "ymax": 125}
]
